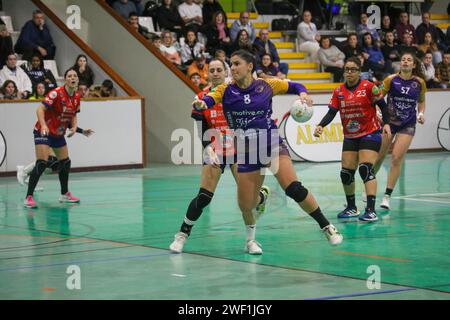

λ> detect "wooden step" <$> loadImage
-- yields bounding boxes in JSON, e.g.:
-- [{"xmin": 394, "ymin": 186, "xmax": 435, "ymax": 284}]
[
  {"xmin": 430, "ymin": 13, "xmax": 449, "ymax": 20},
  {"xmin": 288, "ymin": 62, "xmax": 318, "ymax": 69},
  {"xmin": 288, "ymin": 72, "xmax": 331, "ymax": 80},
  {"xmin": 274, "ymin": 42, "xmax": 295, "ymax": 49},
  {"xmin": 279, "ymin": 52, "xmax": 306, "ymax": 59},
  {"xmin": 227, "ymin": 12, "xmax": 258, "ymax": 20},
  {"xmin": 303, "ymin": 83, "xmax": 342, "ymax": 91}
]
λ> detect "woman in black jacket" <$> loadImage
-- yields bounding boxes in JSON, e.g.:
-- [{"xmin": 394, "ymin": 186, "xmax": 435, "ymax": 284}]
[
  {"xmin": 156, "ymin": 0, "xmax": 184, "ymax": 36},
  {"xmin": 204, "ymin": 11, "xmax": 232, "ymax": 56},
  {"xmin": 21, "ymin": 53, "xmax": 57, "ymax": 93},
  {"xmin": 72, "ymin": 54, "xmax": 95, "ymax": 88}
]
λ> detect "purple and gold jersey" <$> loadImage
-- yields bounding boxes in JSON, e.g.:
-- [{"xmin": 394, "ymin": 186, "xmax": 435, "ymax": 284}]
[{"xmin": 382, "ymin": 74, "xmax": 426, "ymax": 127}]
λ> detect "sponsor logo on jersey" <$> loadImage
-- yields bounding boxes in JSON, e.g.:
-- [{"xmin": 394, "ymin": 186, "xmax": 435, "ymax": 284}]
[
  {"xmin": 256, "ymin": 85, "xmax": 264, "ymax": 93},
  {"xmin": 49, "ymin": 91, "xmax": 57, "ymax": 99},
  {"xmin": 346, "ymin": 120, "xmax": 360, "ymax": 133}
]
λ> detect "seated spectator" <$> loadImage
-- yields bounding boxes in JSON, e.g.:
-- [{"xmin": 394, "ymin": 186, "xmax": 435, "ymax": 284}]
[
  {"xmin": 0, "ymin": 53, "xmax": 32, "ymax": 99},
  {"xmin": 0, "ymin": 79, "xmax": 22, "ymax": 100},
  {"xmin": 381, "ymin": 31, "xmax": 401, "ymax": 72},
  {"xmin": 204, "ymin": 11, "xmax": 232, "ymax": 56},
  {"xmin": 202, "ymin": 0, "xmax": 226, "ymax": 26},
  {"xmin": 318, "ymin": 36, "xmax": 345, "ymax": 83},
  {"xmin": 230, "ymin": 29, "xmax": 262, "ymax": 59},
  {"xmin": 181, "ymin": 30, "xmax": 205, "ymax": 65},
  {"xmin": 435, "ymin": 51, "xmax": 450, "ymax": 88},
  {"xmin": 21, "ymin": 53, "xmax": 57, "ymax": 93},
  {"xmin": 416, "ymin": 12, "xmax": 440, "ymax": 45},
  {"xmin": 157, "ymin": 0, "xmax": 184, "ymax": 36},
  {"xmin": 254, "ymin": 28, "xmax": 289, "ymax": 76},
  {"xmin": 29, "ymin": 81, "xmax": 46, "ymax": 100},
  {"xmin": 230, "ymin": 11, "xmax": 256, "ymax": 43},
  {"xmin": 357, "ymin": 53, "xmax": 372, "ymax": 81},
  {"xmin": 14, "ymin": 10, "xmax": 56, "ymax": 61},
  {"xmin": 131, "ymin": 0, "xmax": 144, "ymax": 16},
  {"xmin": 377, "ymin": 15, "xmax": 397, "ymax": 44},
  {"xmin": 256, "ymin": 53, "xmax": 285, "ymax": 80},
  {"xmin": 418, "ymin": 32, "xmax": 442, "ymax": 65},
  {"xmin": 398, "ymin": 32, "xmax": 418, "ymax": 57},
  {"xmin": 395, "ymin": 11, "xmax": 416, "ymax": 44},
  {"xmin": 178, "ymin": 0, "xmax": 203, "ymax": 34},
  {"xmin": 362, "ymin": 32, "xmax": 392, "ymax": 81},
  {"xmin": 214, "ymin": 49, "xmax": 232, "ymax": 82},
  {"xmin": 187, "ymin": 54, "xmax": 208, "ymax": 86},
  {"xmin": 421, "ymin": 51, "xmax": 441, "ymax": 88},
  {"xmin": 89, "ymin": 79, "xmax": 117, "ymax": 98},
  {"xmin": 189, "ymin": 72, "xmax": 204, "ymax": 89},
  {"xmin": 113, "ymin": 0, "xmax": 137, "ymax": 20},
  {"xmin": 72, "ymin": 54, "xmax": 95, "ymax": 88},
  {"xmin": 342, "ymin": 32, "xmax": 364, "ymax": 60},
  {"xmin": 150, "ymin": 35, "xmax": 162, "ymax": 49},
  {"xmin": 297, "ymin": 10, "xmax": 320, "ymax": 62},
  {"xmin": 356, "ymin": 13, "xmax": 379, "ymax": 44},
  {"xmin": 0, "ymin": 21, "xmax": 13, "ymax": 69},
  {"xmin": 159, "ymin": 30, "xmax": 182, "ymax": 66},
  {"xmin": 128, "ymin": 12, "xmax": 153, "ymax": 40},
  {"xmin": 78, "ymin": 81, "xmax": 90, "ymax": 98}
]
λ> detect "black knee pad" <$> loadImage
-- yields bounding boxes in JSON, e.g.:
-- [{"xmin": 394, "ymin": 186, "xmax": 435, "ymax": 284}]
[
  {"xmin": 194, "ymin": 188, "xmax": 214, "ymax": 209},
  {"xmin": 33, "ymin": 159, "xmax": 48, "ymax": 176},
  {"xmin": 47, "ymin": 155, "xmax": 59, "ymax": 171},
  {"xmin": 359, "ymin": 162, "xmax": 376, "ymax": 183},
  {"xmin": 285, "ymin": 181, "xmax": 309, "ymax": 203},
  {"xmin": 58, "ymin": 158, "xmax": 71, "ymax": 173},
  {"xmin": 340, "ymin": 168, "xmax": 356, "ymax": 186}
]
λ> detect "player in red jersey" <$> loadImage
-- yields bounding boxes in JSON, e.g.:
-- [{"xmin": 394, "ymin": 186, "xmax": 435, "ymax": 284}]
[
  {"xmin": 24, "ymin": 68, "xmax": 82, "ymax": 208},
  {"xmin": 314, "ymin": 57, "xmax": 391, "ymax": 222},
  {"xmin": 170, "ymin": 59, "xmax": 270, "ymax": 253}
]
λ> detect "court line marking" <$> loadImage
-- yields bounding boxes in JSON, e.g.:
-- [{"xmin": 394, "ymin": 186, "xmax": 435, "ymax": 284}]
[
  {"xmin": 333, "ymin": 251, "xmax": 413, "ymax": 263},
  {"xmin": 304, "ymin": 288, "xmax": 416, "ymax": 300},
  {"xmin": 391, "ymin": 198, "xmax": 450, "ymax": 205}
]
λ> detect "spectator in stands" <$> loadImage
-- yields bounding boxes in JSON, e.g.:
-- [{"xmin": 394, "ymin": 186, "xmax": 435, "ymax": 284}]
[
  {"xmin": 256, "ymin": 53, "xmax": 285, "ymax": 80},
  {"xmin": 214, "ymin": 49, "xmax": 232, "ymax": 82},
  {"xmin": 160, "ymin": 30, "xmax": 182, "ymax": 67},
  {"xmin": 435, "ymin": 51, "xmax": 450, "ymax": 88},
  {"xmin": 21, "ymin": 53, "xmax": 57, "ymax": 93},
  {"xmin": 131, "ymin": 0, "xmax": 144, "ymax": 16},
  {"xmin": 230, "ymin": 11, "xmax": 256, "ymax": 43},
  {"xmin": 187, "ymin": 54, "xmax": 208, "ymax": 86},
  {"xmin": 89, "ymin": 79, "xmax": 117, "ymax": 98},
  {"xmin": 78, "ymin": 81, "xmax": 90, "ymax": 98},
  {"xmin": 202, "ymin": 0, "xmax": 226, "ymax": 26},
  {"xmin": 318, "ymin": 36, "xmax": 345, "ymax": 83},
  {"xmin": 356, "ymin": 13, "xmax": 379, "ymax": 44},
  {"xmin": 362, "ymin": 32, "xmax": 392, "ymax": 81},
  {"xmin": 156, "ymin": 0, "xmax": 184, "ymax": 36},
  {"xmin": 381, "ymin": 31, "xmax": 401, "ymax": 73},
  {"xmin": 254, "ymin": 28, "xmax": 289, "ymax": 76},
  {"xmin": 14, "ymin": 10, "xmax": 56, "ymax": 61},
  {"xmin": 0, "ymin": 21, "xmax": 13, "ymax": 69},
  {"xmin": 180, "ymin": 30, "xmax": 205, "ymax": 65},
  {"xmin": 189, "ymin": 72, "xmax": 204, "ymax": 89},
  {"xmin": 113, "ymin": 0, "xmax": 137, "ymax": 20},
  {"xmin": 421, "ymin": 51, "xmax": 441, "ymax": 88},
  {"xmin": 418, "ymin": 32, "xmax": 442, "ymax": 65},
  {"xmin": 204, "ymin": 11, "xmax": 231, "ymax": 56},
  {"xmin": 297, "ymin": 10, "xmax": 320, "ymax": 62},
  {"xmin": 415, "ymin": 12, "xmax": 440, "ymax": 45},
  {"xmin": 29, "ymin": 82, "xmax": 46, "ymax": 100},
  {"xmin": 150, "ymin": 35, "xmax": 162, "ymax": 49},
  {"xmin": 0, "ymin": 80, "xmax": 22, "ymax": 100},
  {"xmin": 230, "ymin": 29, "xmax": 261, "ymax": 59},
  {"xmin": 398, "ymin": 32, "xmax": 418, "ymax": 57},
  {"xmin": 342, "ymin": 32, "xmax": 365, "ymax": 60},
  {"xmin": 72, "ymin": 54, "xmax": 95, "ymax": 88},
  {"xmin": 0, "ymin": 53, "xmax": 32, "ymax": 99},
  {"xmin": 178, "ymin": 0, "xmax": 203, "ymax": 34},
  {"xmin": 395, "ymin": 11, "xmax": 416, "ymax": 44},
  {"xmin": 128, "ymin": 12, "xmax": 152, "ymax": 40},
  {"xmin": 377, "ymin": 15, "xmax": 397, "ymax": 44}
]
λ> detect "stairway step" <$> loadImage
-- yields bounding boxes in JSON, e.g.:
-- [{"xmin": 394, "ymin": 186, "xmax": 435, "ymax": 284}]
[
  {"xmin": 227, "ymin": 22, "xmax": 270, "ymax": 29},
  {"xmin": 430, "ymin": 13, "xmax": 449, "ymax": 20},
  {"xmin": 288, "ymin": 62, "xmax": 318, "ymax": 69},
  {"xmin": 227, "ymin": 12, "xmax": 258, "ymax": 20},
  {"xmin": 289, "ymin": 72, "xmax": 331, "ymax": 80},
  {"xmin": 279, "ymin": 52, "xmax": 306, "ymax": 59},
  {"xmin": 436, "ymin": 22, "xmax": 450, "ymax": 30},
  {"xmin": 274, "ymin": 42, "xmax": 294, "ymax": 49},
  {"xmin": 303, "ymin": 82, "xmax": 342, "ymax": 91}
]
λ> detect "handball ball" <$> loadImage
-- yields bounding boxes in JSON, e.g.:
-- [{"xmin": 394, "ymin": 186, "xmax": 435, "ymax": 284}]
[{"xmin": 290, "ymin": 100, "xmax": 313, "ymax": 123}]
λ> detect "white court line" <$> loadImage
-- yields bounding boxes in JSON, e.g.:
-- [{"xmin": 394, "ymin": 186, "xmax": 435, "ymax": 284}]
[
  {"xmin": 171, "ymin": 273, "xmax": 186, "ymax": 277},
  {"xmin": 392, "ymin": 197, "xmax": 450, "ymax": 205},
  {"xmin": 394, "ymin": 192, "xmax": 450, "ymax": 199}
]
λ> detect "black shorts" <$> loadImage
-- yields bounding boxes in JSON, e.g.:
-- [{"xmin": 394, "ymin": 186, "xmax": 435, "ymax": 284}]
[{"xmin": 343, "ymin": 131, "xmax": 382, "ymax": 152}]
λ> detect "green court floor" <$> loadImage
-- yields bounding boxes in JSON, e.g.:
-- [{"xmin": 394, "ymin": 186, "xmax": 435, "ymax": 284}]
[{"xmin": 0, "ymin": 152, "xmax": 449, "ymax": 300}]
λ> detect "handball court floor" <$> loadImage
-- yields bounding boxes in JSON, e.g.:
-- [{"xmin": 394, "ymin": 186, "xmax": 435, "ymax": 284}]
[{"xmin": 0, "ymin": 152, "xmax": 449, "ymax": 300}]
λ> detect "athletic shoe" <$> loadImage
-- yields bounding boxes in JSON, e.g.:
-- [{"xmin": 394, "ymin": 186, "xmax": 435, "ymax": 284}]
[
  {"xmin": 59, "ymin": 192, "xmax": 80, "ymax": 203},
  {"xmin": 380, "ymin": 195, "xmax": 390, "ymax": 210},
  {"xmin": 362, "ymin": 190, "xmax": 367, "ymax": 203},
  {"xmin": 322, "ymin": 224, "xmax": 343, "ymax": 245},
  {"xmin": 359, "ymin": 209, "xmax": 379, "ymax": 222},
  {"xmin": 169, "ymin": 232, "xmax": 188, "ymax": 253},
  {"xmin": 24, "ymin": 195, "xmax": 37, "ymax": 208},
  {"xmin": 337, "ymin": 206, "xmax": 360, "ymax": 218},
  {"xmin": 255, "ymin": 185, "xmax": 270, "ymax": 217},
  {"xmin": 17, "ymin": 166, "xmax": 26, "ymax": 186},
  {"xmin": 245, "ymin": 240, "xmax": 263, "ymax": 255}
]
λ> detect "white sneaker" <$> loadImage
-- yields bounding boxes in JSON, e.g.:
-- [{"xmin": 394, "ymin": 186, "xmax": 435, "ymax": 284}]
[
  {"xmin": 169, "ymin": 232, "xmax": 188, "ymax": 253},
  {"xmin": 17, "ymin": 166, "xmax": 26, "ymax": 186},
  {"xmin": 245, "ymin": 239, "xmax": 263, "ymax": 255},
  {"xmin": 322, "ymin": 224, "xmax": 343, "ymax": 245},
  {"xmin": 380, "ymin": 195, "xmax": 390, "ymax": 210},
  {"xmin": 362, "ymin": 190, "xmax": 367, "ymax": 203}
]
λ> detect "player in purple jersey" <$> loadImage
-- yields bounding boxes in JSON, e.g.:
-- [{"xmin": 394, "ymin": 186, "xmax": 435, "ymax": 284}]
[
  {"xmin": 193, "ymin": 50, "xmax": 343, "ymax": 254},
  {"xmin": 374, "ymin": 52, "xmax": 427, "ymax": 210}
]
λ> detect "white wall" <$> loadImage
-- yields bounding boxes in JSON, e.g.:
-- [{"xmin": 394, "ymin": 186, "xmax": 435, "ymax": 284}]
[{"xmin": 0, "ymin": 98, "xmax": 143, "ymax": 173}]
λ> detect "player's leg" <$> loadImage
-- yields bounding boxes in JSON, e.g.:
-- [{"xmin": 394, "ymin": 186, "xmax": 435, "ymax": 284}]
[
  {"xmin": 374, "ymin": 131, "xmax": 395, "ymax": 174},
  {"xmin": 24, "ymin": 143, "xmax": 50, "ymax": 208},
  {"xmin": 170, "ymin": 164, "xmax": 223, "ymax": 253},
  {"xmin": 53, "ymin": 143, "xmax": 79, "ymax": 203},
  {"xmin": 272, "ymin": 154, "xmax": 343, "ymax": 245},
  {"xmin": 338, "ymin": 147, "xmax": 359, "ymax": 218}
]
